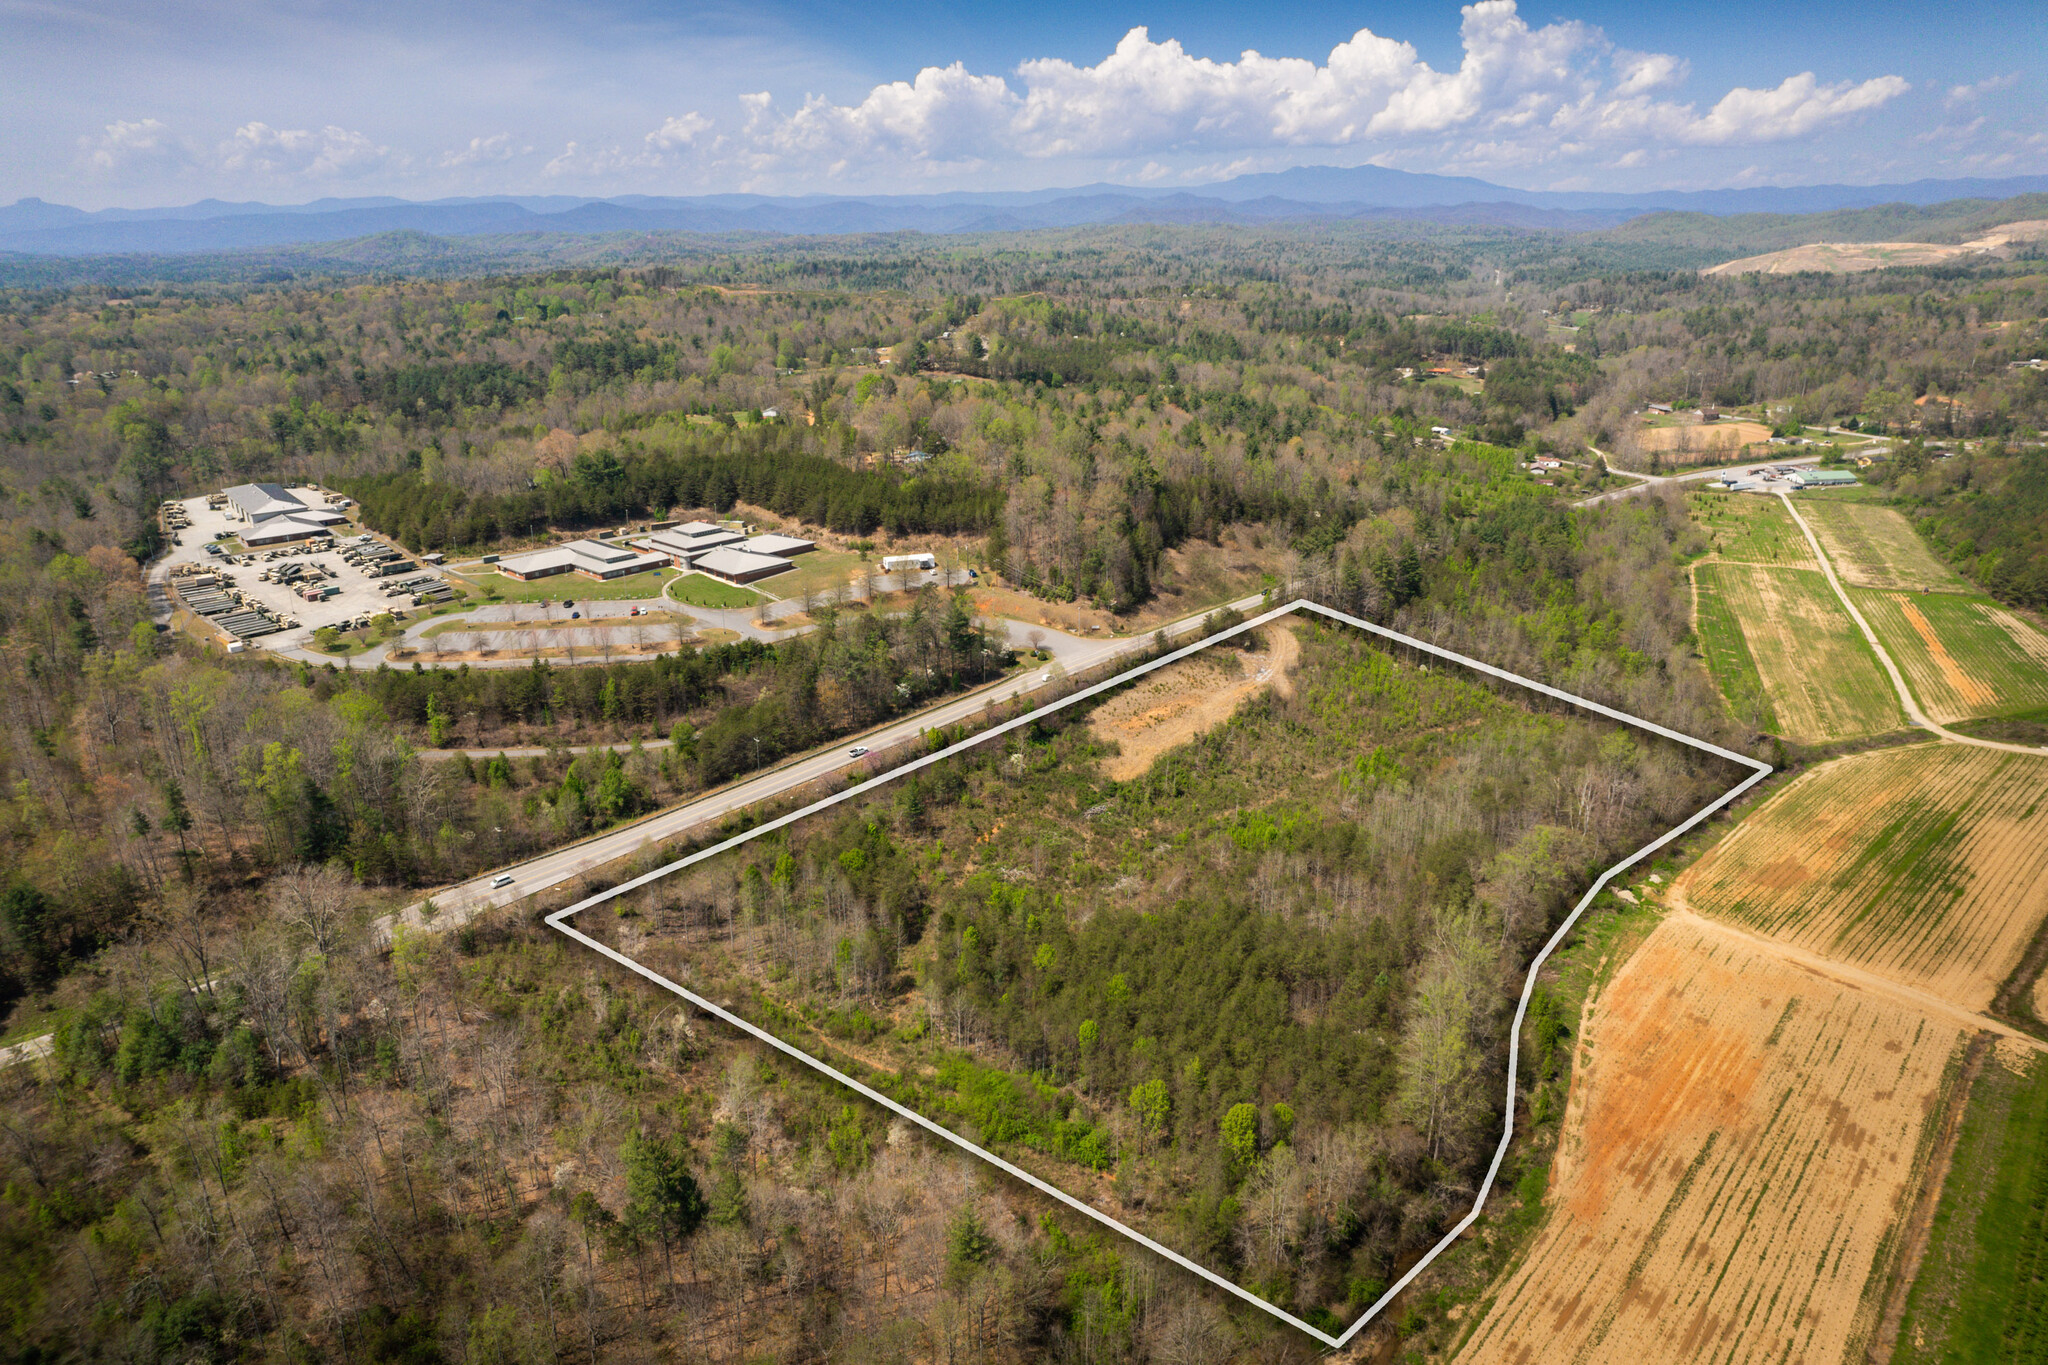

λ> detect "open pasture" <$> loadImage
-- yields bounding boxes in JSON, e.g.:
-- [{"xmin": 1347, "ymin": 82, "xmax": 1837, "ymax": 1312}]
[
  {"xmin": 1456, "ymin": 913, "xmax": 1962, "ymax": 1365},
  {"xmin": 1692, "ymin": 563, "xmax": 1901, "ymax": 741},
  {"xmin": 1851, "ymin": 588, "xmax": 2048, "ymax": 721},
  {"xmin": 1676, "ymin": 745, "xmax": 2048, "ymax": 1013},
  {"xmin": 1689, "ymin": 492, "xmax": 1818, "ymax": 568},
  {"xmin": 1799, "ymin": 499, "xmax": 1967, "ymax": 592}
]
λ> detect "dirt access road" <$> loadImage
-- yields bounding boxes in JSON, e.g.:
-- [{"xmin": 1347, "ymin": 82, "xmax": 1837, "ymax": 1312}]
[{"xmin": 1777, "ymin": 492, "xmax": 2048, "ymax": 756}]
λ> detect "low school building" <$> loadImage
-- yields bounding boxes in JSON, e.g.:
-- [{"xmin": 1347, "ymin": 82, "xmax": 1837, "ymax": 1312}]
[{"xmin": 499, "ymin": 539, "xmax": 669, "ymax": 581}]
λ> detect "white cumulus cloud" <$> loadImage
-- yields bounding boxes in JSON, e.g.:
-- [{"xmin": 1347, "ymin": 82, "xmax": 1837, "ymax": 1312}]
[
  {"xmin": 1945, "ymin": 72, "xmax": 2021, "ymax": 108},
  {"xmin": 646, "ymin": 113, "xmax": 713, "ymax": 150},
  {"xmin": 440, "ymin": 133, "xmax": 527, "ymax": 168},
  {"xmin": 218, "ymin": 122, "xmax": 406, "ymax": 179},
  {"xmin": 80, "ymin": 118, "xmax": 193, "ymax": 174},
  {"xmin": 727, "ymin": 0, "xmax": 1908, "ymax": 178}
]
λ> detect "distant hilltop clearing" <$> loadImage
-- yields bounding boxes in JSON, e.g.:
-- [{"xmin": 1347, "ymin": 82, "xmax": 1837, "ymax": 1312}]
[{"xmin": 1704, "ymin": 219, "xmax": 2048, "ymax": 276}]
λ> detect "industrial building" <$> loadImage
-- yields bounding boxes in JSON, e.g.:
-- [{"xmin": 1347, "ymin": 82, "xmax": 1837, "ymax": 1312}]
[
  {"xmin": 736, "ymin": 533, "xmax": 815, "ymax": 558},
  {"xmin": 647, "ymin": 523, "xmax": 745, "ymax": 563},
  {"xmin": 222, "ymin": 483, "xmax": 349, "ymax": 545},
  {"xmin": 498, "ymin": 538, "xmax": 671, "ymax": 581},
  {"xmin": 691, "ymin": 547, "xmax": 797, "ymax": 583},
  {"xmin": 1788, "ymin": 469, "xmax": 1861, "ymax": 489}
]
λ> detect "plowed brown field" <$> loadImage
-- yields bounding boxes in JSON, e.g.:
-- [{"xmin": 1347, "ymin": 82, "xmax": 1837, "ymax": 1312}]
[
  {"xmin": 1675, "ymin": 745, "xmax": 2048, "ymax": 1012},
  {"xmin": 1457, "ymin": 914, "xmax": 1963, "ymax": 1365}
]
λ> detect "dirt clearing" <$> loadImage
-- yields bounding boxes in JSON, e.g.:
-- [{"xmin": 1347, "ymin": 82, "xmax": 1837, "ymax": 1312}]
[
  {"xmin": 1702, "ymin": 220, "xmax": 2048, "ymax": 276},
  {"xmin": 1089, "ymin": 625, "xmax": 1297, "ymax": 781},
  {"xmin": 1798, "ymin": 499, "xmax": 1967, "ymax": 592},
  {"xmin": 1637, "ymin": 419, "xmax": 1772, "ymax": 455},
  {"xmin": 1694, "ymin": 563, "xmax": 1900, "ymax": 741},
  {"xmin": 1675, "ymin": 745, "xmax": 2048, "ymax": 1014},
  {"xmin": 1457, "ymin": 913, "xmax": 1964, "ymax": 1365}
]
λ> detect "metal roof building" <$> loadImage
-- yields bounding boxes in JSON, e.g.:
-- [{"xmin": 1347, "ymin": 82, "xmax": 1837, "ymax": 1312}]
[
  {"xmin": 1789, "ymin": 469, "xmax": 1860, "ymax": 488},
  {"xmin": 692, "ymin": 547, "xmax": 796, "ymax": 583},
  {"xmin": 738, "ymin": 533, "xmax": 816, "ymax": 558},
  {"xmin": 499, "ymin": 538, "xmax": 670, "ymax": 581},
  {"xmin": 224, "ymin": 482, "xmax": 308, "ymax": 523}
]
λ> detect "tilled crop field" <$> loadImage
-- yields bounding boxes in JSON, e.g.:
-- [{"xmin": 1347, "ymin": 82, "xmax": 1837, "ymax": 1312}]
[
  {"xmin": 1675, "ymin": 745, "xmax": 2048, "ymax": 1012},
  {"xmin": 1692, "ymin": 563, "xmax": 1900, "ymax": 741},
  {"xmin": 1850, "ymin": 588, "xmax": 2048, "ymax": 721},
  {"xmin": 1457, "ymin": 914, "xmax": 1962, "ymax": 1365},
  {"xmin": 1797, "ymin": 499, "xmax": 1965, "ymax": 592}
]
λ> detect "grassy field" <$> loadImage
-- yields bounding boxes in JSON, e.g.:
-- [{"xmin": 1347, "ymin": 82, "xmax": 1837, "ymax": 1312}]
[
  {"xmin": 1801, "ymin": 498, "xmax": 1968, "ymax": 591},
  {"xmin": 1693, "ymin": 562, "xmax": 1780, "ymax": 730},
  {"xmin": 766, "ymin": 549, "xmax": 867, "ymax": 602},
  {"xmin": 1458, "ymin": 913, "xmax": 1964, "ymax": 1365},
  {"xmin": 665, "ymin": 572, "xmax": 765, "ymax": 609},
  {"xmin": 1893, "ymin": 1050, "xmax": 2048, "ymax": 1365},
  {"xmin": 1690, "ymin": 492, "xmax": 1817, "ymax": 567},
  {"xmin": 1676, "ymin": 745, "xmax": 2048, "ymax": 1012},
  {"xmin": 451, "ymin": 566, "xmax": 678, "ymax": 603},
  {"xmin": 1692, "ymin": 563, "xmax": 1901, "ymax": 741},
  {"xmin": 1851, "ymin": 588, "xmax": 2048, "ymax": 722}
]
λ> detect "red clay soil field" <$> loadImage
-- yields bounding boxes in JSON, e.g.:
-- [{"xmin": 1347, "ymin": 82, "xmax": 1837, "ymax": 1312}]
[
  {"xmin": 1456, "ymin": 914, "xmax": 1964, "ymax": 1365},
  {"xmin": 1675, "ymin": 745, "xmax": 2048, "ymax": 1012}
]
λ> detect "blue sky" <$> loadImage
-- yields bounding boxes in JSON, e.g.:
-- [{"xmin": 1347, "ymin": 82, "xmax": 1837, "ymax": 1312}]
[{"xmin": 6, "ymin": 0, "xmax": 2042, "ymax": 208}]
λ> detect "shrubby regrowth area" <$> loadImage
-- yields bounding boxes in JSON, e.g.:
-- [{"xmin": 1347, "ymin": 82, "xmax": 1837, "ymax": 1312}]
[
  {"xmin": 0, "ymin": 216, "xmax": 2042, "ymax": 1362},
  {"xmin": 609, "ymin": 621, "xmax": 1734, "ymax": 1327}
]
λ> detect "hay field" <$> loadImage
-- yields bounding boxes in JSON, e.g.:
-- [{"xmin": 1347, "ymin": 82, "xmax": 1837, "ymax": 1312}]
[
  {"xmin": 1851, "ymin": 589, "xmax": 2048, "ymax": 721},
  {"xmin": 1691, "ymin": 564, "xmax": 1901, "ymax": 741},
  {"xmin": 1690, "ymin": 493, "xmax": 1817, "ymax": 568},
  {"xmin": 1676, "ymin": 745, "xmax": 2048, "ymax": 1012},
  {"xmin": 1456, "ymin": 914, "xmax": 1963, "ymax": 1365},
  {"xmin": 1799, "ymin": 499, "xmax": 1967, "ymax": 592},
  {"xmin": 1637, "ymin": 419, "xmax": 1772, "ymax": 454},
  {"xmin": 1086, "ymin": 627, "xmax": 1296, "ymax": 781}
]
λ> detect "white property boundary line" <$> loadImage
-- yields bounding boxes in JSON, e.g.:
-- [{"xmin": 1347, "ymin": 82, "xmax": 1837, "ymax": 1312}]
[{"xmin": 545, "ymin": 599, "xmax": 1772, "ymax": 1349}]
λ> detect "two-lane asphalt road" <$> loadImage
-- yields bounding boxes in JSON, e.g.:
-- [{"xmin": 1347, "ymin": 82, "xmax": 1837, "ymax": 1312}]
[{"xmin": 382, "ymin": 592, "xmax": 1267, "ymax": 938}]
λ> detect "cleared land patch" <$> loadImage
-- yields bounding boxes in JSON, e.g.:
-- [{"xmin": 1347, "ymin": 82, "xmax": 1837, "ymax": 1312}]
[
  {"xmin": 1457, "ymin": 913, "xmax": 1963, "ymax": 1365},
  {"xmin": 1086, "ymin": 625, "xmax": 1297, "ymax": 780},
  {"xmin": 1852, "ymin": 589, "xmax": 2048, "ymax": 721},
  {"xmin": 1702, "ymin": 220, "xmax": 2048, "ymax": 276},
  {"xmin": 1690, "ymin": 492, "xmax": 1818, "ymax": 568},
  {"xmin": 1799, "ymin": 499, "xmax": 1968, "ymax": 592},
  {"xmin": 1892, "ymin": 1048, "xmax": 2048, "ymax": 1365},
  {"xmin": 1637, "ymin": 418, "xmax": 1772, "ymax": 456},
  {"xmin": 1691, "ymin": 563, "xmax": 1900, "ymax": 741},
  {"xmin": 1676, "ymin": 745, "xmax": 2048, "ymax": 1013}
]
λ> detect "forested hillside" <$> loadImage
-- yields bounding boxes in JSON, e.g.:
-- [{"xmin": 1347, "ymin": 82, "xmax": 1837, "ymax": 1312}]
[{"xmin": 0, "ymin": 222, "xmax": 2043, "ymax": 1364}]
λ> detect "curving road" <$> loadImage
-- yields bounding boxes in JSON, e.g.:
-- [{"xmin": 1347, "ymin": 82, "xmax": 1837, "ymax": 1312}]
[
  {"xmin": 1572, "ymin": 447, "xmax": 1825, "ymax": 508},
  {"xmin": 381, "ymin": 592, "xmax": 1267, "ymax": 938},
  {"xmin": 1777, "ymin": 491, "xmax": 2048, "ymax": 756}
]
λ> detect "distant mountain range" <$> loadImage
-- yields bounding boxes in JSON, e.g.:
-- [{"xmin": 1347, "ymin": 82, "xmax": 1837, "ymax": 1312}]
[{"xmin": 8, "ymin": 166, "xmax": 2048, "ymax": 256}]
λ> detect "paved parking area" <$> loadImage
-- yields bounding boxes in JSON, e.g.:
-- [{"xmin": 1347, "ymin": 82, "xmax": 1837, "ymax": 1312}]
[{"xmin": 155, "ymin": 492, "xmax": 455, "ymax": 652}]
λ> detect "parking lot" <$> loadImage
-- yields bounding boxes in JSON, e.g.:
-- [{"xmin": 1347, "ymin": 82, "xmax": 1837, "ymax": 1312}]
[{"xmin": 157, "ymin": 491, "xmax": 461, "ymax": 653}]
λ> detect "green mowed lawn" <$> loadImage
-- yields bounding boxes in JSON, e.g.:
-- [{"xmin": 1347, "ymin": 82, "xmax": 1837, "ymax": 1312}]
[
  {"xmin": 1689, "ymin": 492, "xmax": 1816, "ymax": 567},
  {"xmin": 1851, "ymin": 587, "xmax": 2048, "ymax": 722},
  {"xmin": 1894, "ymin": 1052, "xmax": 2048, "ymax": 1365},
  {"xmin": 452, "ymin": 567, "xmax": 677, "ymax": 603},
  {"xmin": 666, "ymin": 573, "xmax": 766, "ymax": 609}
]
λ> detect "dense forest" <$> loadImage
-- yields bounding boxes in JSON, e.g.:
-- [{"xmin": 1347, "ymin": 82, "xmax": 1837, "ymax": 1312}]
[{"xmin": 0, "ymin": 216, "xmax": 2043, "ymax": 1363}]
